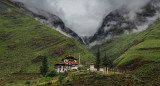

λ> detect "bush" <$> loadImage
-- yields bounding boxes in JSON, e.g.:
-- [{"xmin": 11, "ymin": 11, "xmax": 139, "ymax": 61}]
[
  {"xmin": 62, "ymin": 71, "xmax": 68, "ymax": 77},
  {"xmin": 46, "ymin": 69, "xmax": 58, "ymax": 77},
  {"xmin": 89, "ymin": 71, "xmax": 97, "ymax": 76},
  {"xmin": 58, "ymin": 71, "xmax": 68, "ymax": 84},
  {"xmin": 71, "ymin": 73, "xmax": 77, "ymax": 80},
  {"xmin": 59, "ymin": 74, "xmax": 63, "ymax": 84},
  {"xmin": 47, "ymin": 82, "xmax": 52, "ymax": 85},
  {"xmin": 78, "ymin": 66, "xmax": 87, "ymax": 70},
  {"xmin": 8, "ymin": 81, "xmax": 14, "ymax": 83},
  {"xmin": 25, "ymin": 81, "xmax": 31, "ymax": 84}
]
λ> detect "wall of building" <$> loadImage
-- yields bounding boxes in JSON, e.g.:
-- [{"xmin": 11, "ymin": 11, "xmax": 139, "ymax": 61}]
[{"xmin": 56, "ymin": 65, "xmax": 71, "ymax": 73}]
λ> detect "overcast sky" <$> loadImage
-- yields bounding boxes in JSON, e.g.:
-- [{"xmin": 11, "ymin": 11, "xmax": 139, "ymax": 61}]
[{"xmin": 13, "ymin": 0, "xmax": 150, "ymax": 37}]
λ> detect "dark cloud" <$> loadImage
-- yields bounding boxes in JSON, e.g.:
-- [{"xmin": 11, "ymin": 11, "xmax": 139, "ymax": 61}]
[{"xmin": 13, "ymin": 0, "xmax": 150, "ymax": 36}]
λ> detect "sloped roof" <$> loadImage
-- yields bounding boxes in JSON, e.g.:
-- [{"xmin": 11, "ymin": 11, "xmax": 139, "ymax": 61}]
[
  {"xmin": 55, "ymin": 63, "xmax": 72, "ymax": 66},
  {"xmin": 62, "ymin": 55, "xmax": 78, "ymax": 60},
  {"xmin": 55, "ymin": 63, "xmax": 78, "ymax": 66}
]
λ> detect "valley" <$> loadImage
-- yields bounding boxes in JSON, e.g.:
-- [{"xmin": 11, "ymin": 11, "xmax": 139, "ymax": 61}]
[{"xmin": 0, "ymin": 0, "xmax": 160, "ymax": 86}]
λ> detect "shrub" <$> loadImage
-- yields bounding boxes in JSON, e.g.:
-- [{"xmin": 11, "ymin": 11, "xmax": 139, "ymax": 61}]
[
  {"xmin": 63, "ymin": 71, "xmax": 69, "ymax": 77},
  {"xmin": 58, "ymin": 71, "xmax": 68, "ymax": 84},
  {"xmin": 8, "ymin": 81, "xmax": 14, "ymax": 83},
  {"xmin": 71, "ymin": 73, "xmax": 75, "ymax": 79},
  {"xmin": 46, "ymin": 69, "xmax": 58, "ymax": 77},
  {"xmin": 78, "ymin": 66, "xmax": 87, "ymax": 70},
  {"xmin": 58, "ymin": 74, "xmax": 64, "ymax": 84},
  {"xmin": 89, "ymin": 71, "xmax": 97, "ymax": 76},
  {"xmin": 47, "ymin": 82, "xmax": 52, "ymax": 85},
  {"xmin": 25, "ymin": 81, "xmax": 31, "ymax": 84}
]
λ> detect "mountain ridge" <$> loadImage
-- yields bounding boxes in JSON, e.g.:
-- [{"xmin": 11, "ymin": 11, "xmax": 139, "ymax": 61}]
[
  {"xmin": 10, "ymin": 0, "xmax": 86, "ymax": 45},
  {"xmin": 10, "ymin": 0, "xmax": 160, "ymax": 47},
  {"xmin": 88, "ymin": 0, "xmax": 160, "ymax": 46}
]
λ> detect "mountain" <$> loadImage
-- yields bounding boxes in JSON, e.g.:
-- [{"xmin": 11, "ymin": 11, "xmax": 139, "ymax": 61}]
[
  {"xmin": 0, "ymin": 0, "xmax": 95, "ymax": 80},
  {"xmin": 90, "ymin": 17, "xmax": 160, "ymax": 85},
  {"xmin": 89, "ymin": 1, "xmax": 160, "ymax": 85},
  {"xmin": 10, "ymin": 0, "xmax": 85, "ymax": 45},
  {"xmin": 8, "ymin": 0, "xmax": 160, "ymax": 46},
  {"xmin": 89, "ymin": 0, "xmax": 160, "ymax": 61},
  {"xmin": 89, "ymin": 0, "xmax": 160, "ymax": 45},
  {"xmin": 114, "ymin": 19, "xmax": 160, "ymax": 85}
]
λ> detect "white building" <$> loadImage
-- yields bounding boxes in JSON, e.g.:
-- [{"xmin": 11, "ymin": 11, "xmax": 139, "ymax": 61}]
[
  {"xmin": 99, "ymin": 68, "xmax": 105, "ymax": 72},
  {"xmin": 55, "ymin": 55, "xmax": 78, "ymax": 73},
  {"xmin": 89, "ymin": 64, "xmax": 97, "ymax": 71}
]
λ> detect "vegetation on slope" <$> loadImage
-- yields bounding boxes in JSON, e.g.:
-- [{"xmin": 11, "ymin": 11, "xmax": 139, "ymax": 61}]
[
  {"xmin": 114, "ymin": 20, "xmax": 160, "ymax": 66},
  {"xmin": 114, "ymin": 20, "xmax": 160, "ymax": 85},
  {"xmin": 0, "ymin": 0, "xmax": 95, "ymax": 81},
  {"xmin": 4, "ymin": 70, "xmax": 143, "ymax": 86},
  {"xmin": 90, "ymin": 18, "xmax": 160, "ymax": 85},
  {"xmin": 89, "ymin": 31, "xmax": 139, "ymax": 61},
  {"xmin": 61, "ymin": 71, "xmax": 144, "ymax": 86}
]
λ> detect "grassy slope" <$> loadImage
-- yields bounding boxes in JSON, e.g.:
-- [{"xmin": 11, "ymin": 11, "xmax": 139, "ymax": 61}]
[
  {"xmin": 114, "ymin": 20, "xmax": 160, "ymax": 66},
  {"xmin": 90, "ymin": 19, "xmax": 160, "ymax": 85},
  {"xmin": 5, "ymin": 71, "xmax": 143, "ymax": 86},
  {"xmin": 114, "ymin": 20, "xmax": 160, "ymax": 85},
  {"xmin": 90, "ymin": 19, "xmax": 159, "ymax": 63},
  {"xmin": 61, "ymin": 71, "xmax": 144, "ymax": 86},
  {"xmin": 0, "ymin": 0, "xmax": 95, "ymax": 78},
  {"xmin": 89, "ymin": 33, "xmax": 138, "ymax": 60}
]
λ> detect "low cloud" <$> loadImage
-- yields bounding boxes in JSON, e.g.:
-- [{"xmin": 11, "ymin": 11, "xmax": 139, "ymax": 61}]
[{"xmin": 13, "ymin": 0, "xmax": 150, "ymax": 36}]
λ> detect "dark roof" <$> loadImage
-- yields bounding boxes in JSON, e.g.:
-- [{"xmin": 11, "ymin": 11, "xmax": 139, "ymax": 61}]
[
  {"xmin": 62, "ymin": 55, "xmax": 78, "ymax": 60},
  {"xmin": 55, "ymin": 63, "xmax": 72, "ymax": 66},
  {"xmin": 55, "ymin": 63, "xmax": 78, "ymax": 66}
]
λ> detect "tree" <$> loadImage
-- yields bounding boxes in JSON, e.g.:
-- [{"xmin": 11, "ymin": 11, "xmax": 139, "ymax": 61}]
[
  {"xmin": 40, "ymin": 56, "xmax": 49, "ymax": 76},
  {"xmin": 102, "ymin": 53, "xmax": 113, "ymax": 74},
  {"xmin": 95, "ymin": 48, "xmax": 101, "ymax": 71},
  {"xmin": 102, "ymin": 54, "xmax": 111, "ymax": 67}
]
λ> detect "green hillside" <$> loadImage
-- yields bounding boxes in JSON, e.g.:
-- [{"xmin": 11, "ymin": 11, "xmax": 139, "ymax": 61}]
[
  {"xmin": 90, "ymin": 18, "xmax": 160, "ymax": 85},
  {"xmin": 114, "ymin": 20, "xmax": 160, "ymax": 85},
  {"xmin": 0, "ymin": 0, "xmax": 95, "ymax": 79},
  {"xmin": 62, "ymin": 71, "xmax": 144, "ymax": 86},
  {"xmin": 114, "ymin": 20, "xmax": 160, "ymax": 66},
  {"xmin": 89, "ymin": 33, "xmax": 138, "ymax": 61}
]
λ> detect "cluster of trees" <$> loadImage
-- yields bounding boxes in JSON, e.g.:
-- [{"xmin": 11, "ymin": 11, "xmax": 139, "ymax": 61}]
[{"xmin": 95, "ymin": 48, "xmax": 113, "ymax": 71}]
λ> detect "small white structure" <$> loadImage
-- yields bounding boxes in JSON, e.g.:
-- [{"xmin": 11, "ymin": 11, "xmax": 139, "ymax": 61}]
[
  {"xmin": 89, "ymin": 64, "xmax": 97, "ymax": 71},
  {"xmin": 55, "ymin": 55, "xmax": 78, "ymax": 73},
  {"xmin": 99, "ymin": 68, "xmax": 105, "ymax": 72}
]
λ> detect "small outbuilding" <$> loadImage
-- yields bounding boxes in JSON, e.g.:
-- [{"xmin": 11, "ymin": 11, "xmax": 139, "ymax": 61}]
[
  {"xmin": 99, "ymin": 68, "xmax": 105, "ymax": 72},
  {"xmin": 89, "ymin": 63, "xmax": 97, "ymax": 71}
]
